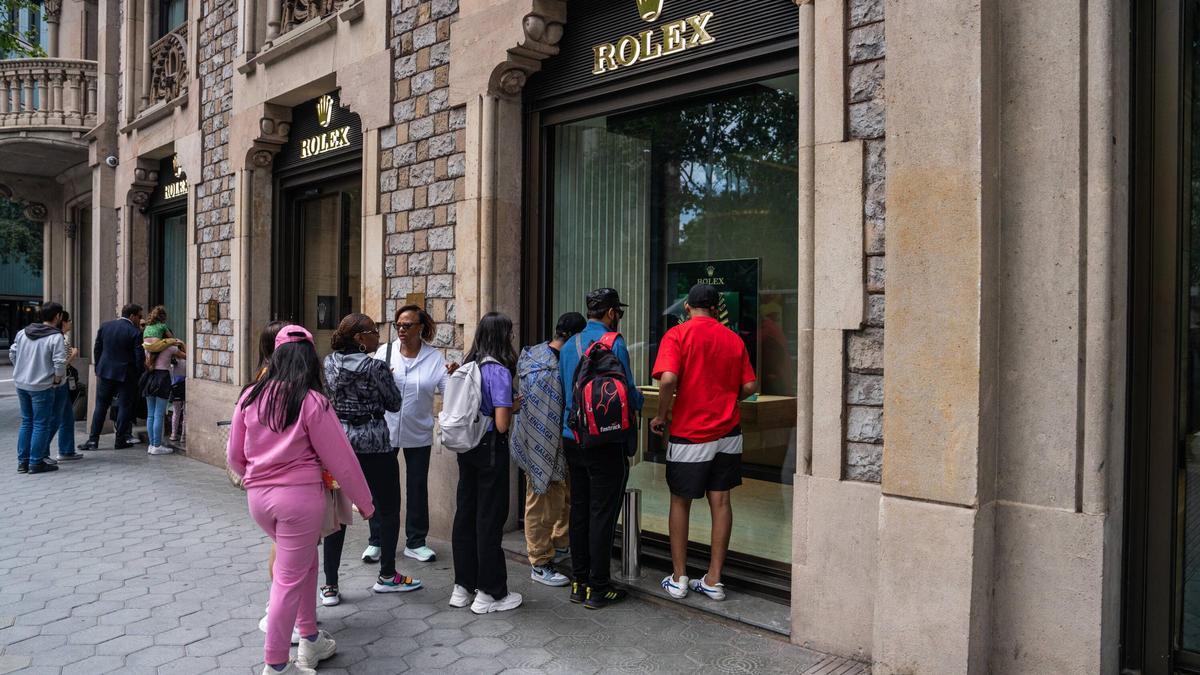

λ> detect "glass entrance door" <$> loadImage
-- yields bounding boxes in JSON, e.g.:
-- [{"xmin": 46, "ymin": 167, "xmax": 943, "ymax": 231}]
[
  {"xmin": 160, "ymin": 213, "xmax": 187, "ymax": 338},
  {"xmin": 275, "ymin": 175, "xmax": 362, "ymax": 357},
  {"xmin": 545, "ymin": 75, "xmax": 799, "ymax": 588}
]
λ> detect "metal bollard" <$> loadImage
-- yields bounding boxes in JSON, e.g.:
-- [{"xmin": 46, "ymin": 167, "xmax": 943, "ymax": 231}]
[{"xmin": 617, "ymin": 488, "xmax": 643, "ymax": 581}]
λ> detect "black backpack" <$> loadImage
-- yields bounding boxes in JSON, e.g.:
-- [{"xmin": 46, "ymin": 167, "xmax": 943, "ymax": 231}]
[{"xmin": 567, "ymin": 332, "xmax": 635, "ymax": 449}]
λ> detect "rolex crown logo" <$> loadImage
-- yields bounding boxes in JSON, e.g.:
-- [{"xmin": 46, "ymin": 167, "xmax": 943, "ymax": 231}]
[
  {"xmin": 636, "ymin": 0, "xmax": 663, "ymax": 22},
  {"xmin": 706, "ymin": 265, "xmax": 715, "ymax": 277},
  {"xmin": 171, "ymin": 154, "xmax": 182, "ymax": 178},
  {"xmin": 316, "ymin": 94, "xmax": 334, "ymax": 128}
]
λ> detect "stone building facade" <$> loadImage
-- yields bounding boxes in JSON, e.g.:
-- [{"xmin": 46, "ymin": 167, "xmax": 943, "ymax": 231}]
[{"xmin": 19, "ymin": 0, "xmax": 1161, "ymax": 671}]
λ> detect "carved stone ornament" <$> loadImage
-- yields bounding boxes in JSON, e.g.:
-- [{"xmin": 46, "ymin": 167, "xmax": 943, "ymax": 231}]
[
  {"xmin": 23, "ymin": 202, "xmax": 48, "ymax": 222},
  {"xmin": 488, "ymin": 5, "xmax": 567, "ymax": 99},
  {"xmin": 130, "ymin": 190, "xmax": 151, "ymax": 210},
  {"xmin": 251, "ymin": 149, "xmax": 274, "ymax": 167},
  {"xmin": 43, "ymin": 0, "xmax": 62, "ymax": 20},
  {"xmin": 282, "ymin": 0, "xmax": 349, "ymax": 35},
  {"xmin": 149, "ymin": 24, "xmax": 189, "ymax": 105},
  {"xmin": 497, "ymin": 68, "xmax": 528, "ymax": 97},
  {"xmin": 245, "ymin": 106, "xmax": 293, "ymax": 169}
]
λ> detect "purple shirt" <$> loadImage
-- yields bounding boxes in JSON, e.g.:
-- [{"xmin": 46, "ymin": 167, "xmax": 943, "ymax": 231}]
[{"xmin": 479, "ymin": 362, "xmax": 513, "ymax": 429}]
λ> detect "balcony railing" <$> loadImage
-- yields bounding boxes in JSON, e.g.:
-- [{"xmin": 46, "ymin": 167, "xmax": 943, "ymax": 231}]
[
  {"xmin": 0, "ymin": 58, "xmax": 98, "ymax": 131},
  {"xmin": 147, "ymin": 23, "xmax": 188, "ymax": 109}
]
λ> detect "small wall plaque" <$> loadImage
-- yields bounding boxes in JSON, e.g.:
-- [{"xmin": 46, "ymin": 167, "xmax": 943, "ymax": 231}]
[
  {"xmin": 206, "ymin": 298, "xmax": 219, "ymax": 324},
  {"xmin": 405, "ymin": 292, "xmax": 426, "ymax": 309}
]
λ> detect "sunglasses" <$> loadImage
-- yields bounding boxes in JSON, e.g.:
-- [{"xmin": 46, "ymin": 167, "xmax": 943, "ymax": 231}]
[
  {"xmin": 357, "ymin": 329, "xmax": 380, "ymax": 337},
  {"xmin": 395, "ymin": 322, "xmax": 420, "ymax": 331}
]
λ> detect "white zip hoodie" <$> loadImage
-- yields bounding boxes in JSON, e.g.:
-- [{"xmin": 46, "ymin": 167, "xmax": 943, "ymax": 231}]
[{"xmin": 373, "ymin": 341, "xmax": 448, "ymax": 448}]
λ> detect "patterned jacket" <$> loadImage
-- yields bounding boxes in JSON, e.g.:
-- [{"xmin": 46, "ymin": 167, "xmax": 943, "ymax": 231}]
[
  {"xmin": 512, "ymin": 342, "xmax": 567, "ymax": 493},
  {"xmin": 323, "ymin": 351, "xmax": 402, "ymax": 454}
]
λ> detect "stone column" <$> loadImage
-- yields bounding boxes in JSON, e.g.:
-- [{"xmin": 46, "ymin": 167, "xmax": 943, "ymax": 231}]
[{"xmin": 871, "ymin": 0, "xmax": 1000, "ymax": 673}]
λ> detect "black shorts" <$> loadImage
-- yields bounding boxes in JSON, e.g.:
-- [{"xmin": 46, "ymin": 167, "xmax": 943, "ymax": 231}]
[{"xmin": 664, "ymin": 430, "xmax": 743, "ymax": 499}]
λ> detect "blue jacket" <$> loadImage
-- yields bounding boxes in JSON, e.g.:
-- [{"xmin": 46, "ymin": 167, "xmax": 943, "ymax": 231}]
[
  {"xmin": 559, "ymin": 320, "xmax": 644, "ymax": 439},
  {"xmin": 94, "ymin": 317, "xmax": 145, "ymax": 383}
]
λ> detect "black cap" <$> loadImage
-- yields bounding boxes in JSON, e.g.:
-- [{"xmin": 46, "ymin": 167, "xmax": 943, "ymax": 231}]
[
  {"xmin": 586, "ymin": 288, "xmax": 629, "ymax": 313},
  {"xmin": 687, "ymin": 283, "xmax": 720, "ymax": 309}
]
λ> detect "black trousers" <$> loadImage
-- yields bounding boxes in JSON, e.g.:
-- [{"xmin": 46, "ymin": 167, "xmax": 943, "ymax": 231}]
[
  {"xmin": 564, "ymin": 439, "xmax": 629, "ymax": 591},
  {"xmin": 369, "ymin": 445, "xmax": 432, "ymax": 550},
  {"xmin": 451, "ymin": 432, "xmax": 510, "ymax": 599},
  {"xmin": 87, "ymin": 376, "xmax": 138, "ymax": 443},
  {"xmin": 324, "ymin": 450, "xmax": 401, "ymax": 585}
]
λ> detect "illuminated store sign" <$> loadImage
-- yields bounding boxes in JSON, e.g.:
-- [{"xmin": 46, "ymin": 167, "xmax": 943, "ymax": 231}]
[
  {"xmin": 162, "ymin": 154, "xmax": 188, "ymax": 200},
  {"xmin": 592, "ymin": 1, "xmax": 715, "ymax": 75},
  {"xmin": 299, "ymin": 94, "xmax": 352, "ymax": 159}
]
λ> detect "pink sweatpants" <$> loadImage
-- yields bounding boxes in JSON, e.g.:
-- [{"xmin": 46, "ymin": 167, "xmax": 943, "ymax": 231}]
[{"xmin": 248, "ymin": 483, "xmax": 324, "ymax": 665}]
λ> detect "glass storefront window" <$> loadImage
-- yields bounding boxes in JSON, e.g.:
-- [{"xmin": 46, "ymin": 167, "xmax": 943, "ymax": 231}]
[{"xmin": 549, "ymin": 74, "xmax": 799, "ymax": 568}]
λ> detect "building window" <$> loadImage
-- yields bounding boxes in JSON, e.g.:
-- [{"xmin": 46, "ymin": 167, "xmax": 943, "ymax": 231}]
[
  {"xmin": 0, "ymin": 0, "xmax": 49, "ymax": 58},
  {"xmin": 548, "ymin": 74, "xmax": 800, "ymax": 569},
  {"xmin": 157, "ymin": 0, "xmax": 184, "ymax": 38}
]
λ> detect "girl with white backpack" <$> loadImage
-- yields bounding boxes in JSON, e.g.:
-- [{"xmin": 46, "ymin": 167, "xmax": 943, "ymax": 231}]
[{"xmin": 441, "ymin": 312, "xmax": 523, "ymax": 613}]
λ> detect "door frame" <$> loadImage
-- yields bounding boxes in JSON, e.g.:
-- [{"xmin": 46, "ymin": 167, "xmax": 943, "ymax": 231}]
[
  {"xmin": 271, "ymin": 156, "xmax": 362, "ymax": 323},
  {"xmin": 146, "ymin": 202, "xmax": 187, "ymax": 330},
  {"xmin": 522, "ymin": 50, "xmax": 800, "ymax": 601},
  {"xmin": 1124, "ymin": 0, "xmax": 1191, "ymax": 671}
]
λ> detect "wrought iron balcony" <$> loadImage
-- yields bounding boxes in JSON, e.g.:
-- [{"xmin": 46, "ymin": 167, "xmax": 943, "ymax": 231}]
[{"xmin": 0, "ymin": 58, "xmax": 98, "ymax": 132}]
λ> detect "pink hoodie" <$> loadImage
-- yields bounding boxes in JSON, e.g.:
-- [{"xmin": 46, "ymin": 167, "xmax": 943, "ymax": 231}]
[{"xmin": 226, "ymin": 388, "xmax": 375, "ymax": 519}]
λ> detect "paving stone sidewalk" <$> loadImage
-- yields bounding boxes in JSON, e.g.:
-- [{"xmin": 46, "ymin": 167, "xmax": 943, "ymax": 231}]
[{"xmin": 0, "ymin": 436, "xmax": 841, "ymax": 674}]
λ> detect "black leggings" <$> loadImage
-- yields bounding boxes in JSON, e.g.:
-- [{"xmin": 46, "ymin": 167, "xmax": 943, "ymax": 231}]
[{"xmin": 323, "ymin": 450, "xmax": 401, "ymax": 585}]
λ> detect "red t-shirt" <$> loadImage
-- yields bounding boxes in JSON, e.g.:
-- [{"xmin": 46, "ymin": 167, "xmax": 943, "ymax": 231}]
[{"xmin": 652, "ymin": 316, "xmax": 756, "ymax": 443}]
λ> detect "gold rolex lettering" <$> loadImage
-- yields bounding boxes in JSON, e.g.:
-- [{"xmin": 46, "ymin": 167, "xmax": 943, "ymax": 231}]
[
  {"xmin": 163, "ymin": 180, "xmax": 188, "ymax": 200},
  {"xmin": 591, "ymin": 10, "xmax": 717, "ymax": 76},
  {"xmin": 299, "ymin": 125, "xmax": 352, "ymax": 159}
]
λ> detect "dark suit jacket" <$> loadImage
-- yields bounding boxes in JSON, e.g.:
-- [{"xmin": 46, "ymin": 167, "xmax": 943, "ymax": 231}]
[{"xmin": 94, "ymin": 318, "xmax": 145, "ymax": 383}]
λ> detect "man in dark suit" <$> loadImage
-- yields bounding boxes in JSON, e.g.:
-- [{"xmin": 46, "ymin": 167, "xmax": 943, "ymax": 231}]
[{"xmin": 78, "ymin": 304, "xmax": 146, "ymax": 451}]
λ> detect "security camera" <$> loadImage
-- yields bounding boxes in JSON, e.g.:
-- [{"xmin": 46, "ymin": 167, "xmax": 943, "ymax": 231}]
[{"xmin": 104, "ymin": 156, "xmax": 118, "ymax": 168}]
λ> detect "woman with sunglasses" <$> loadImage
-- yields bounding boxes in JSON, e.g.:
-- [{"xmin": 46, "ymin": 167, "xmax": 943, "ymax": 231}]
[
  {"xmin": 370, "ymin": 304, "xmax": 457, "ymax": 564},
  {"xmin": 321, "ymin": 313, "xmax": 420, "ymax": 606}
]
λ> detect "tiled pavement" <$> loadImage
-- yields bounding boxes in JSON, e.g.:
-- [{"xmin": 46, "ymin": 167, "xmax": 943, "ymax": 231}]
[{"xmin": 0, "ymin": 425, "xmax": 854, "ymax": 674}]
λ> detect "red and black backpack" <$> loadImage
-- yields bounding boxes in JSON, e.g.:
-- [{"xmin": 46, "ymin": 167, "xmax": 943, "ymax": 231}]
[{"xmin": 568, "ymin": 332, "xmax": 635, "ymax": 448}]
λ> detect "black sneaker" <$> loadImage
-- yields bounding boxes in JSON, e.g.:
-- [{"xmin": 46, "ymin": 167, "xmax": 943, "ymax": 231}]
[
  {"xmin": 569, "ymin": 581, "xmax": 586, "ymax": 605},
  {"xmin": 28, "ymin": 462, "xmax": 59, "ymax": 474},
  {"xmin": 57, "ymin": 453, "xmax": 82, "ymax": 461},
  {"xmin": 583, "ymin": 586, "xmax": 627, "ymax": 610},
  {"xmin": 17, "ymin": 462, "xmax": 28, "ymax": 473},
  {"xmin": 77, "ymin": 440, "xmax": 99, "ymax": 452},
  {"xmin": 41, "ymin": 456, "xmax": 57, "ymax": 466}
]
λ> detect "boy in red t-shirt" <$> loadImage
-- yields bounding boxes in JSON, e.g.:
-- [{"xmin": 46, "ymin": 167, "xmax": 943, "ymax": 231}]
[{"xmin": 650, "ymin": 284, "xmax": 757, "ymax": 603}]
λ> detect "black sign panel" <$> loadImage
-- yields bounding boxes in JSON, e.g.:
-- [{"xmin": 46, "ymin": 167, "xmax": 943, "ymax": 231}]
[
  {"xmin": 275, "ymin": 90, "xmax": 364, "ymax": 172},
  {"xmin": 527, "ymin": 0, "xmax": 799, "ymax": 106},
  {"xmin": 151, "ymin": 155, "xmax": 189, "ymax": 205}
]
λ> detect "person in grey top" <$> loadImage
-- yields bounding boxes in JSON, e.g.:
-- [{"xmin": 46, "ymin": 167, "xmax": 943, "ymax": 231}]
[
  {"xmin": 11, "ymin": 301, "xmax": 68, "ymax": 474},
  {"xmin": 320, "ymin": 313, "xmax": 419, "ymax": 605}
]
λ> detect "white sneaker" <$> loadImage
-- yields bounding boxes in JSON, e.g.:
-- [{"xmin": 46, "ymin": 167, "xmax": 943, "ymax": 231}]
[
  {"xmin": 470, "ymin": 591, "xmax": 523, "ymax": 614},
  {"xmin": 319, "ymin": 586, "xmax": 340, "ymax": 606},
  {"xmin": 361, "ymin": 545, "xmax": 381, "ymax": 563},
  {"xmin": 403, "ymin": 546, "xmax": 436, "ymax": 562},
  {"xmin": 259, "ymin": 663, "xmax": 315, "ymax": 675},
  {"xmin": 147, "ymin": 445, "xmax": 172, "ymax": 455},
  {"xmin": 449, "ymin": 584, "xmax": 473, "ymax": 608},
  {"xmin": 661, "ymin": 574, "xmax": 689, "ymax": 600},
  {"xmin": 257, "ymin": 613, "xmax": 301, "ymax": 644},
  {"xmin": 531, "ymin": 564, "xmax": 570, "ymax": 587},
  {"xmin": 295, "ymin": 629, "xmax": 336, "ymax": 668},
  {"xmin": 688, "ymin": 576, "xmax": 727, "ymax": 601}
]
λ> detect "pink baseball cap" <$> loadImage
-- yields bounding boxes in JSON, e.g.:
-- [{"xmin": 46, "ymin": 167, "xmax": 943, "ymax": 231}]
[{"xmin": 274, "ymin": 324, "xmax": 314, "ymax": 349}]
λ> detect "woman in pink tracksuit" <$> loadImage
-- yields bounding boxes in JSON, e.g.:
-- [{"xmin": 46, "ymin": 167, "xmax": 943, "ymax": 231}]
[{"xmin": 227, "ymin": 325, "xmax": 375, "ymax": 675}]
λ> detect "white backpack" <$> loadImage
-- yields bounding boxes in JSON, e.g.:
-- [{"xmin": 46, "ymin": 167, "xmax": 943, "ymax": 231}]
[{"xmin": 437, "ymin": 357, "xmax": 498, "ymax": 452}]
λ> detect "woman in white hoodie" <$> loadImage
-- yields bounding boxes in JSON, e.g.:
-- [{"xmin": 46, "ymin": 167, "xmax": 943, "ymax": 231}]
[{"xmin": 371, "ymin": 305, "xmax": 455, "ymax": 563}]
